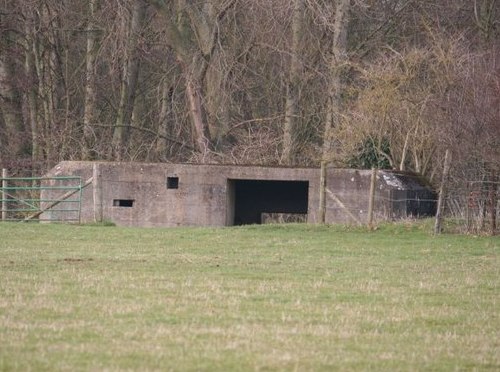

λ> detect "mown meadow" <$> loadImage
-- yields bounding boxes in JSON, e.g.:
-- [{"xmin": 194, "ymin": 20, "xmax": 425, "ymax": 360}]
[{"xmin": 0, "ymin": 222, "xmax": 498, "ymax": 371}]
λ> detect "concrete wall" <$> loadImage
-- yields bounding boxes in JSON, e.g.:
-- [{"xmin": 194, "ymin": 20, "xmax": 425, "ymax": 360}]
[{"xmin": 42, "ymin": 161, "xmax": 435, "ymax": 227}]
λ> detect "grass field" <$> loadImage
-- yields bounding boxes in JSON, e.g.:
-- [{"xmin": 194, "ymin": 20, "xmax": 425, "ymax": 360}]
[{"xmin": 0, "ymin": 222, "xmax": 498, "ymax": 371}]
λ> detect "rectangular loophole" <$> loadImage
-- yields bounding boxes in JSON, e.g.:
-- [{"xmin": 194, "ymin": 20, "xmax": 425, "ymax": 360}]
[
  {"xmin": 113, "ymin": 199, "xmax": 134, "ymax": 207},
  {"xmin": 167, "ymin": 176, "xmax": 179, "ymax": 189}
]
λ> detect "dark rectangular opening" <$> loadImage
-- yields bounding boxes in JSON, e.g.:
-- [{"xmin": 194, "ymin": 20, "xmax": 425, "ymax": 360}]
[
  {"xmin": 167, "ymin": 176, "xmax": 179, "ymax": 189},
  {"xmin": 227, "ymin": 179, "xmax": 309, "ymax": 226},
  {"xmin": 113, "ymin": 199, "xmax": 134, "ymax": 207}
]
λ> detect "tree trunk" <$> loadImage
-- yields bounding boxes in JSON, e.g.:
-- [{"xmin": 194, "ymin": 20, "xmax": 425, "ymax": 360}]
[
  {"xmin": 185, "ymin": 74, "xmax": 210, "ymax": 154},
  {"xmin": 322, "ymin": 0, "xmax": 350, "ymax": 162},
  {"xmin": 20, "ymin": 7, "xmax": 41, "ymax": 163},
  {"xmin": 0, "ymin": 56, "xmax": 24, "ymax": 157},
  {"xmin": 30, "ymin": 10, "xmax": 52, "ymax": 161},
  {"xmin": 42, "ymin": 4, "xmax": 65, "ymax": 162},
  {"xmin": 112, "ymin": 0, "xmax": 147, "ymax": 160},
  {"xmin": 83, "ymin": 0, "xmax": 99, "ymax": 159},
  {"xmin": 205, "ymin": 62, "xmax": 231, "ymax": 149},
  {"xmin": 0, "ymin": 8, "xmax": 24, "ymax": 158},
  {"xmin": 23, "ymin": 44, "xmax": 40, "ymax": 163},
  {"xmin": 282, "ymin": 0, "xmax": 304, "ymax": 166},
  {"xmin": 155, "ymin": 81, "xmax": 172, "ymax": 159}
]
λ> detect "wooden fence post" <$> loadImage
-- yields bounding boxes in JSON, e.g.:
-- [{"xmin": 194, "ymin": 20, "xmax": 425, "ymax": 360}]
[
  {"xmin": 1, "ymin": 168, "xmax": 7, "ymax": 221},
  {"xmin": 434, "ymin": 149, "xmax": 451, "ymax": 235},
  {"xmin": 318, "ymin": 161, "xmax": 327, "ymax": 224},
  {"xmin": 466, "ymin": 181, "xmax": 472, "ymax": 233},
  {"xmin": 367, "ymin": 167, "xmax": 377, "ymax": 230},
  {"xmin": 93, "ymin": 163, "xmax": 103, "ymax": 223},
  {"xmin": 490, "ymin": 170, "xmax": 497, "ymax": 236}
]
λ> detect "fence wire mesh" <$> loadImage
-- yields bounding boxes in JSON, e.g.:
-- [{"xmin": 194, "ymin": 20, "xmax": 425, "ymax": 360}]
[{"xmin": 444, "ymin": 173, "xmax": 498, "ymax": 235}]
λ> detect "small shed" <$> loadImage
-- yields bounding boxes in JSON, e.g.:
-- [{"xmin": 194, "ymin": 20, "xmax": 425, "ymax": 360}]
[{"xmin": 41, "ymin": 161, "xmax": 436, "ymax": 227}]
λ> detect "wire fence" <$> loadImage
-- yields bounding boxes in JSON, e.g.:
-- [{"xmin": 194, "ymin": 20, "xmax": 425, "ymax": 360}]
[
  {"xmin": 320, "ymin": 184, "xmax": 437, "ymax": 227},
  {"xmin": 444, "ymin": 177, "xmax": 498, "ymax": 235},
  {"xmin": 318, "ymin": 166, "xmax": 498, "ymax": 236}
]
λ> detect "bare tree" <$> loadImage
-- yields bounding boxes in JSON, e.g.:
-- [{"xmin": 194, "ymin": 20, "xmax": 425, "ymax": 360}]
[
  {"xmin": 147, "ymin": 0, "xmax": 237, "ymax": 157},
  {"xmin": 112, "ymin": 0, "xmax": 148, "ymax": 160},
  {"xmin": 83, "ymin": 0, "xmax": 100, "ymax": 159},
  {"xmin": 0, "ymin": 8, "xmax": 25, "ymax": 160},
  {"xmin": 320, "ymin": 0, "xmax": 351, "ymax": 162},
  {"xmin": 21, "ymin": 2, "xmax": 61, "ymax": 163},
  {"xmin": 281, "ymin": 0, "xmax": 305, "ymax": 165}
]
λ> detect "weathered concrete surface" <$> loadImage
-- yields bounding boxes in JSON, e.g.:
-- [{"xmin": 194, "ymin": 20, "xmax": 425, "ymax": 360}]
[{"xmin": 42, "ymin": 161, "xmax": 436, "ymax": 227}]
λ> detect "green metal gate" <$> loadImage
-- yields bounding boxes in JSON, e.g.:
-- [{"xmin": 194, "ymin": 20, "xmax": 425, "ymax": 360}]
[{"xmin": 1, "ymin": 176, "xmax": 83, "ymax": 222}]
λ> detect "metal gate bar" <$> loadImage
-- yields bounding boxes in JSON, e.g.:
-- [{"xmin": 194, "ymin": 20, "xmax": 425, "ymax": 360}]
[{"xmin": 0, "ymin": 176, "xmax": 83, "ymax": 222}]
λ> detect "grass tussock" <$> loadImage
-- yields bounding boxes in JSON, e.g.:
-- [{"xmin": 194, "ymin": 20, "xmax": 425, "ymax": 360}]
[{"xmin": 0, "ymin": 222, "xmax": 498, "ymax": 370}]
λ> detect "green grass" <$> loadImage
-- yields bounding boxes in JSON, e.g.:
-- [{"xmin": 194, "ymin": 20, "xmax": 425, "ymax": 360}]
[{"xmin": 0, "ymin": 222, "xmax": 498, "ymax": 371}]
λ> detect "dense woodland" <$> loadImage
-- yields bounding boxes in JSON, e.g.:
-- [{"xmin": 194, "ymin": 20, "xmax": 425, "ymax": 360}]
[{"xmin": 0, "ymin": 0, "xmax": 498, "ymax": 185}]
